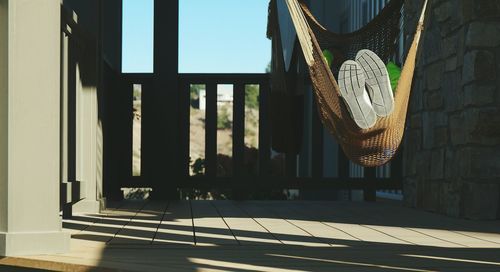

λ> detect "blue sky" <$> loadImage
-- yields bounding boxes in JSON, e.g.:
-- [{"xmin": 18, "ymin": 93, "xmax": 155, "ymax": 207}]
[
  {"xmin": 122, "ymin": 0, "xmax": 271, "ymax": 73},
  {"xmin": 122, "ymin": 0, "xmax": 154, "ymax": 73}
]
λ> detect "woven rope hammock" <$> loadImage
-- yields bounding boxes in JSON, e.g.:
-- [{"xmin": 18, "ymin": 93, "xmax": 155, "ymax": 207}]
[{"xmin": 268, "ymin": 0, "xmax": 429, "ymax": 167}]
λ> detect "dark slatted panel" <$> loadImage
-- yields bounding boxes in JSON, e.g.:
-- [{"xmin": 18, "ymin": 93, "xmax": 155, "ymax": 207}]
[
  {"xmin": 311, "ymin": 98, "xmax": 324, "ymax": 178},
  {"xmin": 337, "ymin": 148, "xmax": 349, "ymax": 179},
  {"xmin": 205, "ymin": 82, "xmax": 217, "ymax": 177},
  {"xmin": 364, "ymin": 167, "xmax": 377, "ymax": 201},
  {"xmin": 258, "ymin": 82, "xmax": 271, "ymax": 177},
  {"xmin": 233, "ymin": 83, "xmax": 245, "ymax": 177},
  {"xmin": 285, "ymin": 153, "xmax": 296, "ymax": 177}
]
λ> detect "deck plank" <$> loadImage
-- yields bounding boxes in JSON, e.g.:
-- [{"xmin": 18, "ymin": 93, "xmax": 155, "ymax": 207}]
[
  {"xmin": 38, "ymin": 200, "xmax": 500, "ymax": 272},
  {"xmin": 109, "ymin": 201, "xmax": 167, "ymax": 245},
  {"xmin": 191, "ymin": 200, "xmax": 239, "ymax": 246},
  {"xmin": 211, "ymin": 201, "xmax": 281, "ymax": 245},
  {"xmin": 153, "ymin": 201, "xmax": 195, "ymax": 245},
  {"xmin": 237, "ymin": 201, "xmax": 330, "ymax": 247},
  {"xmin": 291, "ymin": 202, "xmax": 440, "ymax": 246},
  {"xmin": 72, "ymin": 201, "xmax": 145, "ymax": 243},
  {"xmin": 309, "ymin": 201, "xmax": 500, "ymax": 248}
]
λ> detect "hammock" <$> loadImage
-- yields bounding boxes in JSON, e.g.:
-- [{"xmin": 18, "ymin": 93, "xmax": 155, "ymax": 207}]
[{"xmin": 268, "ymin": 0, "xmax": 429, "ymax": 167}]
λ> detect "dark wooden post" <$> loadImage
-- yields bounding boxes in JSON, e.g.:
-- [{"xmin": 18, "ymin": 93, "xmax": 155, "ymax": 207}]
[
  {"xmin": 259, "ymin": 81, "xmax": 271, "ymax": 177},
  {"xmin": 147, "ymin": 0, "xmax": 180, "ymax": 199}
]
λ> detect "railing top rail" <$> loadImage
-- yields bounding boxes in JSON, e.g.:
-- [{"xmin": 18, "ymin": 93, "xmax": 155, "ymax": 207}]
[
  {"xmin": 122, "ymin": 73, "xmax": 155, "ymax": 83},
  {"xmin": 179, "ymin": 73, "xmax": 270, "ymax": 84},
  {"xmin": 122, "ymin": 73, "xmax": 270, "ymax": 85}
]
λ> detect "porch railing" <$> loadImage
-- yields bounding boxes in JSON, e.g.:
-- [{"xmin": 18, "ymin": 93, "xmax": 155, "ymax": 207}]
[{"xmin": 119, "ymin": 73, "xmax": 403, "ymax": 191}]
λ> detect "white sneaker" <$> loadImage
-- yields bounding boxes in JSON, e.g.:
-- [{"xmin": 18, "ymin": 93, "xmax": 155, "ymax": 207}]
[
  {"xmin": 355, "ymin": 49, "xmax": 394, "ymax": 117},
  {"xmin": 338, "ymin": 60, "xmax": 377, "ymax": 129}
]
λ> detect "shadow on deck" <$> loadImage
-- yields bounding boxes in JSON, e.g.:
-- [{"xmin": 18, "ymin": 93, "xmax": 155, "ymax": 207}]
[{"xmin": 9, "ymin": 200, "xmax": 500, "ymax": 271}]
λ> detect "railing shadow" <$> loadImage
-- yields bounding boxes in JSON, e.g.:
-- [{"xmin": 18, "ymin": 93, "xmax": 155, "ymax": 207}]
[{"xmin": 54, "ymin": 200, "xmax": 500, "ymax": 271}]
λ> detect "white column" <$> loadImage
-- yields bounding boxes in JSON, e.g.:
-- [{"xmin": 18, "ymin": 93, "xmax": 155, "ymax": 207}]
[
  {"xmin": 0, "ymin": 0, "xmax": 70, "ymax": 256},
  {"xmin": 72, "ymin": 68, "xmax": 100, "ymax": 213}
]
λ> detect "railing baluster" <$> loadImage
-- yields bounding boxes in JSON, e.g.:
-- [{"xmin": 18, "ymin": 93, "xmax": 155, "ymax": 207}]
[
  {"xmin": 205, "ymin": 82, "xmax": 218, "ymax": 177},
  {"xmin": 258, "ymin": 81, "xmax": 271, "ymax": 178},
  {"xmin": 233, "ymin": 82, "xmax": 245, "ymax": 178},
  {"xmin": 179, "ymin": 80, "xmax": 191, "ymax": 177}
]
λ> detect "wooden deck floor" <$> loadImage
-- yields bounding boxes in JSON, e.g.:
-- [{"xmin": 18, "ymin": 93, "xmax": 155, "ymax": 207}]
[{"xmin": 5, "ymin": 200, "xmax": 500, "ymax": 271}]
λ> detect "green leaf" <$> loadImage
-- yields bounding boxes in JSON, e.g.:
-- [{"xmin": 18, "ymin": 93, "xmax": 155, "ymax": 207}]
[
  {"xmin": 386, "ymin": 61, "xmax": 401, "ymax": 93},
  {"xmin": 322, "ymin": 49, "xmax": 334, "ymax": 68}
]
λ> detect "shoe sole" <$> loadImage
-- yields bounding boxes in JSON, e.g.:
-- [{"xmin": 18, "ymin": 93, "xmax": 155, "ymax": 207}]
[
  {"xmin": 356, "ymin": 49, "xmax": 394, "ymax": 117},
  {"xmin": 338, "ymin": 60, "xmax": 377, "ymax": 129}
]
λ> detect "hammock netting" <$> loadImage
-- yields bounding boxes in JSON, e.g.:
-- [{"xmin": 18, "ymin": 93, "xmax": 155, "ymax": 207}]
[{"xmin": 267, "ymin": 0, "xmax": 428, "ymax": 167}]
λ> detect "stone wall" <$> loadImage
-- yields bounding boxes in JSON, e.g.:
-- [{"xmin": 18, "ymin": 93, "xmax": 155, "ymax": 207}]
[{"xmin": 403, "ymin": 0, "xmax": 500, "ymax": 220}]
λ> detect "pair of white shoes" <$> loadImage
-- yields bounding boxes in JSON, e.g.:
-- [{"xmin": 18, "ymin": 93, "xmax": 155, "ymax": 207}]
[{"xmin": 338, "ymin": 49, "xmax": 394, "ymax": 129}]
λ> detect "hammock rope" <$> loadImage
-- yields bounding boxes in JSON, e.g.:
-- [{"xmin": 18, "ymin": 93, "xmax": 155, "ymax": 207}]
[{"xmin": 268, "ymin": 0, "xmax": 429, "ymax": 167}]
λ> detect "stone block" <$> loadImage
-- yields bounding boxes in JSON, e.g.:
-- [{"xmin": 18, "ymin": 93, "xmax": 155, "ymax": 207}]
[
  {"xmin": 425, "ymin": 92, "xmax": 445, "ymax": 110},
  {"xmin": 450, "ymin": 113, "xmax": 466, "ymax": 145},
  {"xmin": 441, "ymin": 15, "xmax": 463, "ymax": 38},
  {"xmin": 426, "ymin": 61, "xmax": 444, "ymax": 91},
  {"xmin": 404, "ymin": 129, "xmax": 422, "ymax": 176},
  {"xmin": 434, "ymin": 1, "xmax": 453, "ymax": 22},
  {"xmin": 422, "ymin": 112, "xmax": 434, "ymax": 149},
  {"xmin": 445, "ymin": 56, "xmax": 458, "ymax": 72},
  {"xmin": 434, "ymin": 127, "xmax": 448, "ymax": 147},
  {"xmin": 444, "ymin": 148, "xmax": 459, "ymax": 180},
  {"xmin": 410, "ymin": 79, "xmax": 424, "ymax": 112},
  {"xmin": 467, "ymin": 108, "xmax": 500, "ymax": 145},
  {"xmin": 464, "ymin": 84, "xmax": 495, "ymax": 106},
  {"xmin": 466, "ymin": 22, "xmax": 500, "ymax": 47},
  {"xmin": 440, "ymin": 182, "xmax": 462, "ymax": 218},
  {"xmin": 463, "ymin": 182, "xmax": 500, "ymax": 220},
  {"xmin": 430, "ymin": 149, "xmax": 445, "ymax": 180},
  {"xmin": 470, "ymin": 146, "xmax": 500, "ymax": 178},
  {"xmin": 457, "ymin": 147, "xmax": 473, "ymax": 178},
  {"xmin": 434, "ymin": 111, "xmax": 449, "ymax": 127},
  {"xmin": 410, "ymin": 114, "xmax": 422, "ymax": 129},
  {"xmin": 474, "ymin": 0, "xmax": 500, "ymax": 18},
  {"xmin": 423, "ymin": 26, "xmax": 443, "ymax": 64},
  {"xmin": 442, "ymin": 34, "xmax": 459, "ymax": 58},
  {"xmin": 416, "ymin": 150, "xmax": 432, "ymax": 179},
  {"xmin": 422, "ymin": 182, "xmax": 441, "ymax": 212},
  {"xmin": 403, "ymin": 177, "xmax": 417, "ymax": 207},
  {"xmin": 463, "ymin": 50, "xmax": 496, "ymax": 84},
  {"xmin": 443, "ymin": 71, "xmax": 463, "ymax": 112}
]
